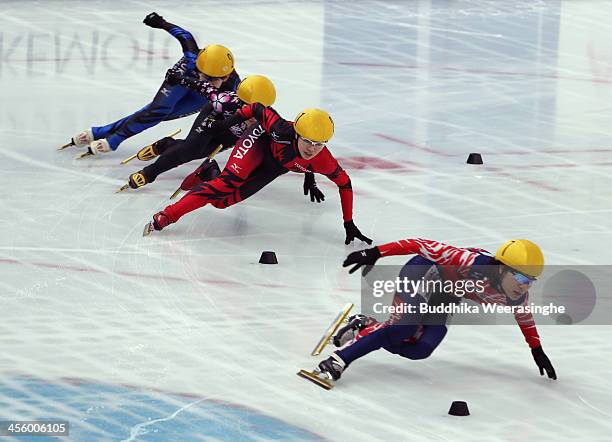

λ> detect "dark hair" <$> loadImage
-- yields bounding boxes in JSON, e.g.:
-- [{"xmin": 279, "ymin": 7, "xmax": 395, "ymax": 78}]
[{"xmin": 470, "ymin": 258, "xmax": 505, "ymax": 290}]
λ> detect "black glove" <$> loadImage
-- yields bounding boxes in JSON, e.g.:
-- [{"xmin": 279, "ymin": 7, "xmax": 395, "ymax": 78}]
[
  {"xmin": 143, "ymin": 12, "xmax": 166, "ymax": 28},
  {"xmin": 531, "ymin": 346, "xmax": 557, "ymax": 380},
  {"xmin": 343, "ymin": 247, "xmax": 381, "ymax": 275},
  {"xmin": 343, "ymin": 220, "xmax": 372, "ymax": 245},
  {"xmin": 303, "ymin": 172, "xmax": 325, "ymax": 203},
  {"xmin": 165, "ymin": 68, "xmax": 183, "ymax": 86}
]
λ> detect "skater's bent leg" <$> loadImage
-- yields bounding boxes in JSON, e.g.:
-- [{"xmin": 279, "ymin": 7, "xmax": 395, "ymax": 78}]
[
  {"xmin": 211, "ymin": 168, "xmax": 286, "ymax": 209},
  {"xmin": 142, "ymin": 134, "xmax": 215, "ymax": 182},
  {"xmin": 336, "ymin": 322, "xmax": 420, "ymax": 366},
  {"xmin": 335, "ymin": 256, "xmax": 439, "ymax": 366},
  {"xmin": 386, "ymin": 325, "xmax": 447, "ymax": 360},
  {"xmin": 105, "ymin": 83, "xmax": 204, "ymax": 150},
  {"xmin": 92, "ymin": 103, "xmax": 149, "ymax": 139},
  {"xmin": 160, "ymin": 125, "xmax": 267, "ymax": 224},
  {"xmin": 163, "ymin": 170, "xmax": 243, "ymax": 222}
]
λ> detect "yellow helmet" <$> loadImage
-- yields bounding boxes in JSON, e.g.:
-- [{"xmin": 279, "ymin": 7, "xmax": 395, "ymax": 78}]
[
  {"xmin": 495, "ymin": 239, "xmax": 544, "ymax": 277},
  {"xmin": 236, "ymin": 75, "xmax": 276, "ymax": 106},
  {"xmin": 196, "ymin": 44, "xmax": 234, "ymax": 77},
  {"xmin": 294, "ymin": 108, "xmax": 334, "ymax": 143}
]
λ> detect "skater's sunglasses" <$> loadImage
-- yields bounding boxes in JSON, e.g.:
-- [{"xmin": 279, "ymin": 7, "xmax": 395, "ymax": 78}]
[
  {"xmin": 299, "ymin": 136, "xmax": 327, "ymax": 148},
  {"xmin": 509, "ymin": 269, "xmax": 537, "ymax": 286}
]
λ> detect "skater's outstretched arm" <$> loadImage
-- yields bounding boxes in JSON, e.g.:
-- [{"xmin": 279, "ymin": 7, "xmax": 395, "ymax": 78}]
[
  {"xmin": 308, "ymin": 149, "xmax": 370, "ymax": 244},
  {"xmin": 515, "ymin": 311, "xmax": 541, "ymax": 348},
  {"xmin": 343, "ymin": 239, "xmax": 482, "ymax": 275},
  {"xmin": 143, "ymin": 12, "xmax": 199, "ymax": 68},
  {"xmin": 511, "ymin": 300, "xmax": 555, "ymax": 378},
  {"xmin": 309, "ymin": 150, "xmax": 352, "ymax": 219},
  {"xmin": 378, "ymin": 238, "xmax": 482, "ymax": 264}
]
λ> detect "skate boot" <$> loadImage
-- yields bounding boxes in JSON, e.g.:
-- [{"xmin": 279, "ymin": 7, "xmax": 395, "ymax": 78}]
[
  {"xmin": 117, "ymin": 171, "xmax": 150, "ymax": 193},
  {"xmin": 333, "ymin": 314, "xmax": 378, "ymax": 347},
  {"xmin": 91, "ymin": 138, "xmax": 111, "ymax": 154},
  {"xmin": 142, "ymin": 211, "xmax": 171, "ymax": 236},
  {"xmin": 170, "ymin": 158, "xmax": 221, "ymax": 199},
  {"xmin": 59, "ymin": 129, "xmax": 93, "ymax": 150},
  {"xmin": 169, "ymin": 145, "xmax": 223, "ymax": 199},
  {"xmin": 129, "ymin": 171, "xmax": 149, "ymax": 189},
  {"xmin": 297, "ymin": 353, "xmax": 346, "ymax": 390},
  {"xmin": 180, "ymin": 159, "xmax": 221, "ymax": 191},
  {"xmin": 76, "ymin": 138, "xmax": 111, "ymax": 159},
  {"xmin": 137, "ymin": 136, "xmax": 173, "ymax": 161},
  {"xmin": 121, "ymin": 129, "xmax": 181, "ymax": 164}
]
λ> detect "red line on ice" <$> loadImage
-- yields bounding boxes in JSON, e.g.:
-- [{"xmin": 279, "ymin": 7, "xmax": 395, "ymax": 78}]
[
  {"xmin": 485, "ymin": 167, "xmax": 562, "ymax": 192},
  {"xmin": 372, "ymin": 136, "xmax": 563, "ymax": 191},
  {"xmin": 373, "ymin": 133, "xmax": 454, "ymax": 157}
]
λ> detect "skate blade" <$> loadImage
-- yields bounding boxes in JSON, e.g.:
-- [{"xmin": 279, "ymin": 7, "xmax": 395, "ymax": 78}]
[
  {"xmin": 142, "ymin": 222, "xmax": 155, "ymax": 237},
  {"xmin": 75, "ymin": 149, "xmax": 94, "ymax": 159},
  {"xmin": 167, "ymin": 128, "xmax": 181, "ymax": 138},
  {"xmin": 311, "ymin": 303, "xmax": 354, "ymax": 356},
  {"xmin": 169, "ymin": 187, "xmax": 182, "ymax": 200},
  {"xmin": 120, "ymin": 153, "xmax": 138, "ymax": 165},
  {"xmin": 297, "ymin": 369, "xmax": 334, "ymax": 390},
  {"xmin": 116, "ymin": 184, "xmax": 130, "ymax": 193},
  {"xmin": 58, "ymin": 140, "xmax": 75, "ymax": 150},
  {"xmin": 208, "ymin": 144, "xmax": 223, "ymax": 160}
]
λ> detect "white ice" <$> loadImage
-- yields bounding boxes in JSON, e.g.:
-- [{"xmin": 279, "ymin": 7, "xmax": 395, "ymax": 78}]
[{"xmin": 2, "ymin": 0, "xmax": 612, "ymax": 440}]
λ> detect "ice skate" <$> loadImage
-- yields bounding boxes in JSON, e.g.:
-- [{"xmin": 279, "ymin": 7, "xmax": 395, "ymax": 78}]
[
  {"xmin": 332, "ymin": 314, "xmax": 376, "ymax": 348},
  {"xmin": 116, "ymin": 171, "xmax": 149, "ymax": 193},
  {"xmin": 310, "ymin": 303, "xmax": 353, "ymax": 356},
  {"xmin": 58, "ymin": 129, "xmax": 93, "ymax": 150},
  {"xmin": 297, "ymin": 354, "xmax": 346, "ymax": 390},
  {"xmin": 169, "ymin": 144, "xmax": 223, "ymax": 199},
  {"xmin": 76, "ymin": 138, "xmax": 111, "ymax": 159},
  {"xmin": 121, "ymin": 129, "xmax": 181, "ymax": 164},
  {"xmin": 75, "ymin": 147, "xmax": 95, "ymax": 159},
  {"xmin": 183, "ymin": 159, "xmax": 221, "ymax": 189},
  {"xmin": 142, "ymin": 211, "xmax": 171, "ymax": 236}
]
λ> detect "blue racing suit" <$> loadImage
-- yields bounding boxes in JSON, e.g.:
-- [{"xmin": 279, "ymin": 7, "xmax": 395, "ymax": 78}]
[{"xmin": 91, "ymin": 19, "xmax": 240, "ymax": 150}]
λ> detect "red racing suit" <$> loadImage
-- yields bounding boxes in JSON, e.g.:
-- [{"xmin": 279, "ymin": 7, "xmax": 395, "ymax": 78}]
[{"xmin": 163, "ymin": 104, "xmax": 354, "ymax": 223}]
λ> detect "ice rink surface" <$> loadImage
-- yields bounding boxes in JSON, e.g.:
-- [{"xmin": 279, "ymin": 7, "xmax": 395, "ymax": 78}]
[{"xmin": 2, "ymin": 0, "xmax": 612, "ymax": 440}]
